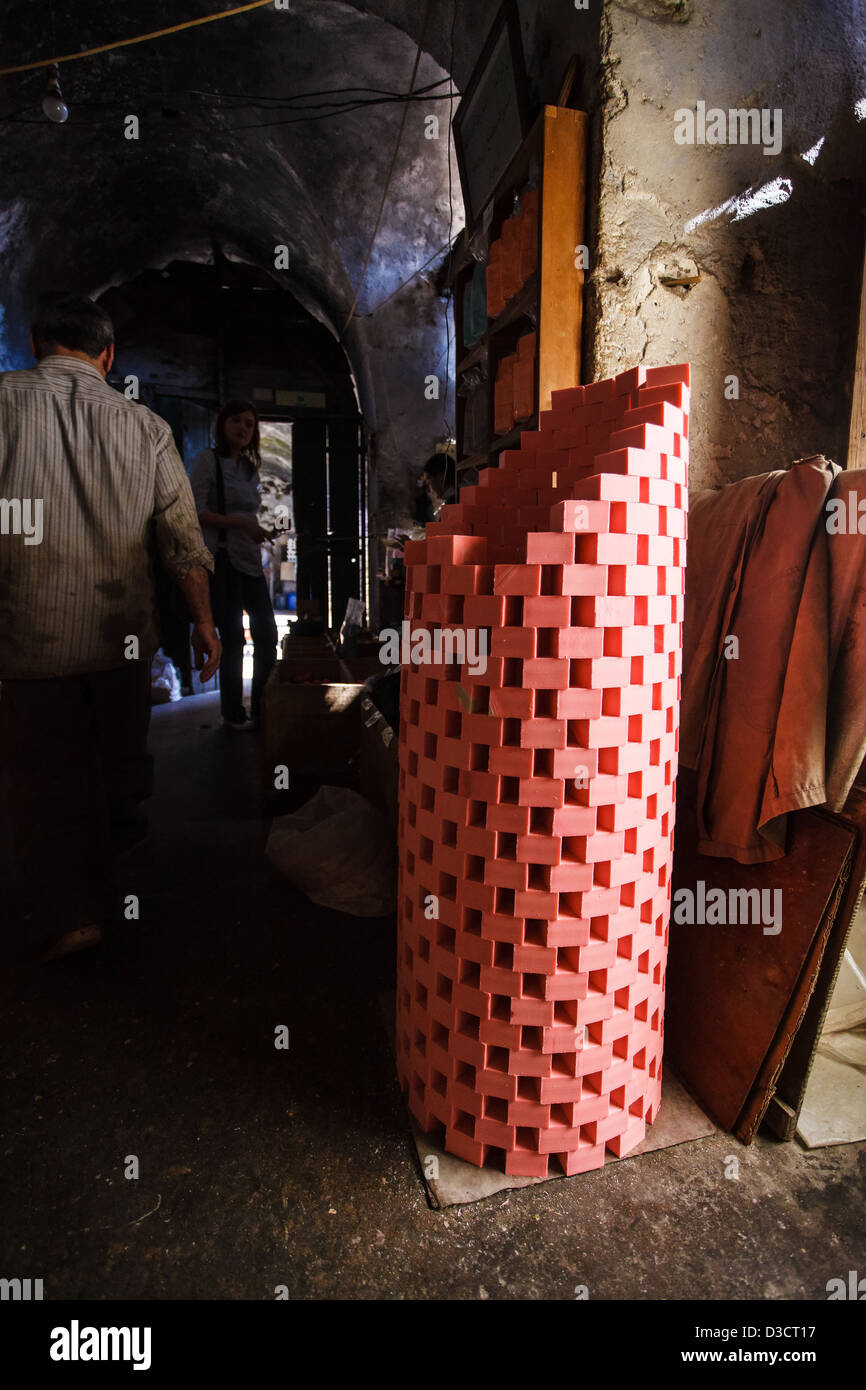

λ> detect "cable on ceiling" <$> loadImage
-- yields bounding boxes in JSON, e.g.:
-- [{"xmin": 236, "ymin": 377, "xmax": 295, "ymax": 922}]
[
  {"xmin": 220, "ymin": 89, "xmax": 456, "ymax": 131},
  {"xmin": 342, "ymin": 0, "xmax": 434, "ymax": 332},
  {"xmin": 0, "ymin": 0, "xmax": 275, "ymax": 77},
  {"xmin": 360, "ymin": 238, "xmax": 455, "ymax": 317},
  {"xmin": 0, "ymin": 84, "xmax": 457, "ymax": 130},
  {"xmin": 442, "ymin": 0, "xmax": 459, "ymax": 450},
  {"xmin": 184, "ymin": 78, "xmax": 451, "ymax": 104}
]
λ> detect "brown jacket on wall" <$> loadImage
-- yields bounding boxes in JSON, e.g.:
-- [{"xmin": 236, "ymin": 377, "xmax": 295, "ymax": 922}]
[{"xmin": 681, "ymin": 455, "xmax": 866, "ymax": 864}]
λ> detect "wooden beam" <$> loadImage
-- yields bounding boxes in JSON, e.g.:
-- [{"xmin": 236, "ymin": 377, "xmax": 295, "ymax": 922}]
[
  {"xmin": 847, "ymin": 232, "xmax": 866, "ymax": 469},
  {"xmin": 557, "ymin": 55, "xmax": 579, "ymax": 108},
  {"xmin": 538, "ymin": 106, "xmax": 588, "ymax": 412}
]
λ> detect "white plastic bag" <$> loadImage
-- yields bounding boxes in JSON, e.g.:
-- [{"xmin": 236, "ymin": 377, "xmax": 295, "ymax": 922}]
[
  {"xmin": 266, "ymin": 785, "xmax": 396, "ymax": 916},
  {"xmin": 151, "ymin": 648, "xmax": 181, "ymax": 703}
]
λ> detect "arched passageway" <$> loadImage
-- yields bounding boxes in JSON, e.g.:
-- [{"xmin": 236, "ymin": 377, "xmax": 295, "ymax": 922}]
[
  {"xmin": 0, "ymin": 0, "xmax": 474, "ymax": 550},
  {"xmin": 99, "ymin": 260, "xmax": 366, "ymax": 627}
]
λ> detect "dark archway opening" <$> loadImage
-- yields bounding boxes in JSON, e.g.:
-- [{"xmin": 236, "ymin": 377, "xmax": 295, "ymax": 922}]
[{"xmin": 99, "ymin": 258, "xmax": 367, "ymax": 631}]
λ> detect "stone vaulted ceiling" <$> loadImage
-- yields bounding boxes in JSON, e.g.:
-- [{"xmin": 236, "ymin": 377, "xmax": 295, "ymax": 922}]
[
  {"xmin": 0, "ymin": 0, "xmax": 486, "ymax": 346},
  {"xmin": 0, "ymin": 0, "xmax": 517, "ymax": 513}
]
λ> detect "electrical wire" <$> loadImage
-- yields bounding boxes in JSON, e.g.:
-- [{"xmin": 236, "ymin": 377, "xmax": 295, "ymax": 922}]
[
  {"xmin": 360, "ymin": 238, "xmax": 454, "ymax": 317},
  {"xmin": 441, "ymin": 0, "xmax": 460, "ymax": 489},
  {"xmin": 0, "ymin": 0, "xmax": 275, "ymax": 77},
  {"xmin": 220, "ymin": 90, "xmax": 454, "ymax": 131},
  {"xmin": 0, "ymin": 85, "xmax": 456, "ymax": 131},
  {"xmin": 343, "ymin": 0, "xmax": 434, "ymax": 331},
  {"xmin": 432, "ymin": 326, "xmax": 457, "ymax": 373},
  {"xmin": 182, "ymin": 78, "xmax": 451, "ymax": 105}
]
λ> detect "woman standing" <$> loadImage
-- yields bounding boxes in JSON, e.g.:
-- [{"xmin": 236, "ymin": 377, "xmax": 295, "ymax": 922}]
[{"xmin": 189, "ymin": 400, "xmax": 278, "ymax": 729}]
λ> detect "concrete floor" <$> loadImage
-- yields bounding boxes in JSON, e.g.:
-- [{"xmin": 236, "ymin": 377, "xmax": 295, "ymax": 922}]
[{"xmin": 1, "ymin": 691, "xmax": 864, "ymax": 1301}]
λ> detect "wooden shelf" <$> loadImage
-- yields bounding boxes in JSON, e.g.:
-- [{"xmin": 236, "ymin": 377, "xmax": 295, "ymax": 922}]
[
  {"xmin": 455, "ymin": 417, "xmax": 537, "ymax": 481},
  {"xmin": 451, "ymin": 106, "xmax": 587, "ymax": 465},
  {"xmin": 456, "ymin": 419, "xmax": 538, "ymax": 473},
  {"xmin": 456, "ymin": 340, "xmax": 487, "ymax": 376},
  {"xmin": 457, "ymin": 273, "xmax": 539, "ymax": 376},
  {"xmin": 450, "ymin": 229, "xmax": 475, "ymax": 280},
  {"xmin": 488, "ymin": 272, "xmax": 539, "ymax": 340},
  {"xmin": 456, "ymin": 450, "xmax": 489, "ymax": 474},
  {"xmin": 490, "ymin": 419, "xmax": 537, "ymax": 454}
]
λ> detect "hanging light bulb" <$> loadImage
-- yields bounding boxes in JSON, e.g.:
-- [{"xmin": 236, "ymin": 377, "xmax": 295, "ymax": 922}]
[{"xmin": 42, "ymin": 64, "xmax": 69, "ymax": 124}]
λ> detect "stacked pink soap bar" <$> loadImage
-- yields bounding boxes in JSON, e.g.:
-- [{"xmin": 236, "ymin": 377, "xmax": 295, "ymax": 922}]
[{"xmin": 396, "ymin": 364, "xmax": 689, "ymax": 1177}]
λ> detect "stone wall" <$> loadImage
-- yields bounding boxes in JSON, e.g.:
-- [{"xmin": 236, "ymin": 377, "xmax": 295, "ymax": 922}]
[{"xmin": 589, "ymin": 0, "xmax": 866, "ymax": 489}]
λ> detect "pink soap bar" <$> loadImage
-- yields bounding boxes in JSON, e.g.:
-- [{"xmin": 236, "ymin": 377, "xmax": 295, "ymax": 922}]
[
  {"xmin": 525, "ymin": 532, "xmax": 575, "ymax": 564},
  {"xmin": 494, "ymin": 563, "xmax": 543, "ymax": 595}
]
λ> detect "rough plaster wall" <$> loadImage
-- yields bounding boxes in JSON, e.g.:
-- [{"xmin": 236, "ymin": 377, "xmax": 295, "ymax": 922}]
[
  {"xmin": 340, "ymin": 64, "xmax": 464, "ymax": 529},
  {"xmin": 355, "ymin": 274, "xmax": 456, "ymax": 525},
  {"xmin": 591, "ymin": 0, "xmax": 866, "ymax": 489}
]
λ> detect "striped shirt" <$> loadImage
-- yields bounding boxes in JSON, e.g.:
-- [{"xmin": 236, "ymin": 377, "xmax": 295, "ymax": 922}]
[{"xmin": 0, "ymin": 355, "xmax": 214, "ymax": 679}]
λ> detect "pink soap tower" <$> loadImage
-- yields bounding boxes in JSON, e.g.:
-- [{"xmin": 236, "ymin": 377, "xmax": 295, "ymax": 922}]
[{"xmin": 396, "ymin": 364, "xmax": 689, "ymax": 1177}]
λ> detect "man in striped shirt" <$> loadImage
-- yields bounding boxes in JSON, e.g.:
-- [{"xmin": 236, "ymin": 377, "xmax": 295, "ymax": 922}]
[{"xmin": 0, "ymin": 293, "xmax": 221, "ymax": 961}]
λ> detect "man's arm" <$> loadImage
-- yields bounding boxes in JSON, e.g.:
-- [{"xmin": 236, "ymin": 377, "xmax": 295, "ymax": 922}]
[
  {"xmin": 177, "ymin": 566, "xmax": 221, "ymax": 683},
  {"xmin": 152, "ymin": 424, "xmax": 222, "ymax": 681}
]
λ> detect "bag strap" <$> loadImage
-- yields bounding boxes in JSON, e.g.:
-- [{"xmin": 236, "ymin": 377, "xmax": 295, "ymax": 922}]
[{"xmin": 213, "ymin": 448, "xmax": 228, "ymax": 549}]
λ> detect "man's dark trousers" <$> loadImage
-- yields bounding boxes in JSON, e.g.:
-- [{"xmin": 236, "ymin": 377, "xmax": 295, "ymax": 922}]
[{"xmin": 0, "ymin": 663, "xmax": 153, "ymax": 955}]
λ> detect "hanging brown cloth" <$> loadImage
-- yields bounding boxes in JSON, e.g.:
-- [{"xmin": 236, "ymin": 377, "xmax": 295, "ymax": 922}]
[{"xmin": 681, "ymin": 455, "xmax": 866, "ymax": 863}]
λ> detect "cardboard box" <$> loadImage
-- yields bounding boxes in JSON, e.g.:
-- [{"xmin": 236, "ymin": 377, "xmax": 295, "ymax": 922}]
[
  {"xmin": 280, "ymin": 635, "xmax": 333, "ymax": 659},
  {"xmin": 359, "ymin": 700, "xmax": 399, "ymax": 839},
  {"xmin": 261, "ymin": 659, "xmax": 364, "ymax": 780}
]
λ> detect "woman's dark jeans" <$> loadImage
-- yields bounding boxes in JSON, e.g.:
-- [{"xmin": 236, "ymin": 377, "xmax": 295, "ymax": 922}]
[{"xmin": 212, "ymin": 567, "xmax": 278, "ymax": 722}]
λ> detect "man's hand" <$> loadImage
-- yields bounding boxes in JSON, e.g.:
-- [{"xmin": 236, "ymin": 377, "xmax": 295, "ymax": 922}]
[
  {"xmin": 191, "ymin": 622, "xmax": 222, "ymax": 682},
  {"xmin": 176, "ymin": 567, "xmax": 220, "ymax": 681}
]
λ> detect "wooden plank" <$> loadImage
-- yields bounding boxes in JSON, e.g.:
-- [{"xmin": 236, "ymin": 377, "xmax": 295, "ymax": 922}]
[
  {"xmin": 764, "ymin": 787, "xmax": 866, "ymax": 1136},
  {"xmin": 557, "ymin": 55, "xmax": 580, "ymax": 108},
  {"xmin": 847, "ymin": 234, "xmax": 866, "ymax": 469},
  {"xmin": 538, "ymin": 106, "xmax": 588, "ymax": 413},
  {"xmin": 666, "ymin": 769, "xmax": 856, "ymax": 1135},
  {"xmin": 736, "ymin": 839, "xmax": 853, "ymax": 1142},
  {"xmin": 456, "ymin": 340, "xmax": 486, "ymax": 377}
]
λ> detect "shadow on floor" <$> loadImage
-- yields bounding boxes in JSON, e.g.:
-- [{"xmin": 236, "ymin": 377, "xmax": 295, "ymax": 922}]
[{"xmin": 1, "ymin": 692, "xmax": 865, "ymax": 1300}]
